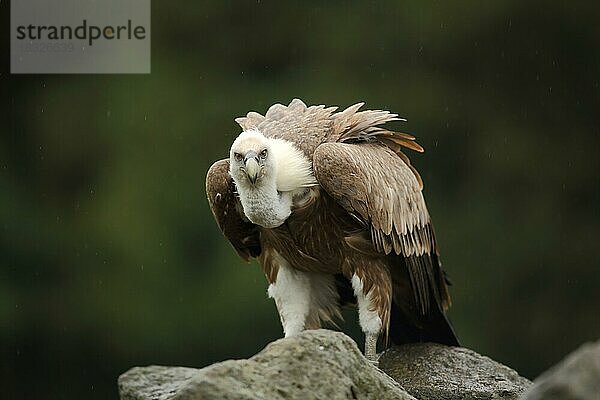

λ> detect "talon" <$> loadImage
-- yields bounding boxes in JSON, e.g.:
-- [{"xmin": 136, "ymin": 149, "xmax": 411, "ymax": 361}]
[{"xmin": 368, "ymin": 359, "xmax": 380, "ymax": 368}]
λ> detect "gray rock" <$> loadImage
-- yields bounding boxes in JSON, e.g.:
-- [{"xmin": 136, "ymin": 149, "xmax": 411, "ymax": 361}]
[
  {"xmin": 119, "ymin": 329, "xmax": 415, "ymax": 400},
  {"xmin": 521, "ymin": 340, "xmax": 600, "ymax": 400},
  {"xmin": 379, "ymin": 343, "xmax": 531, "ymax": 400},
  {"xmin": 118, "ymin": 366, "xmax": 199, "ymax": 400}
]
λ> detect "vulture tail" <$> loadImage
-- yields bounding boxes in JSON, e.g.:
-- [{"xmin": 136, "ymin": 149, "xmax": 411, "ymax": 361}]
[{"xmin": 388, "ymin": 300, "xmax": 460, "ymax": 346}]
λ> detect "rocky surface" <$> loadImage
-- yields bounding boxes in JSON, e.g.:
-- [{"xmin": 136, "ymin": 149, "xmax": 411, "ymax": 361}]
[
  {"xmin": 118, "ymin": 366, "xmax": 199, "ymax": 400},
  {"xmin": 379, "ymin": 342, "xmax": 532, "ymax": 400},
  {"xmin": 119, "ymin": 329, "xmax": 414, "ymax": 400},
  {"xmin": 520, "ymin": 340, "xmax": 600, "ymax": 400},
  {"xmin": 119, "ymin": 329, "xmax": 600, "ymax": 400}
]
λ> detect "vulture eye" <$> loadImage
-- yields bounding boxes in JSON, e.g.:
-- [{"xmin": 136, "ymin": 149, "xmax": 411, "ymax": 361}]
[
  {"xmin": 259, "ymin": 149, "xmax": 268, "ymax": 159},
  {"xmin": 234, "ymin": 152, "xmax": 243, "ymax": 162}
]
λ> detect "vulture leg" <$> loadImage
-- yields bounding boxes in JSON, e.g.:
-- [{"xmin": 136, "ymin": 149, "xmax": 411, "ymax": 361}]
[
  {"xmin": 267, "ymin": 259, "xmax": 312, "ymax": 337},
  {"xmin": 365, "ymin": 332, "xmax": 378, "ymax": 363},
  {"xmin": 351, "ymin": 271, "xmax": 391, "ymax": 364}
]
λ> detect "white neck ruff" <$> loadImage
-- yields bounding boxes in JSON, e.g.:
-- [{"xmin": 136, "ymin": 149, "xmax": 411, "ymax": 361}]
[{"xmin": 235, "ymin": 137, "xmax": 317, "ymax": 228}]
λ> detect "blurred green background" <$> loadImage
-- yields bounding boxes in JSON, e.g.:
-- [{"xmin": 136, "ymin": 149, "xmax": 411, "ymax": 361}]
[{"xmin": 1, "ymin": 1, "xmax": 599, "ymax": 399}]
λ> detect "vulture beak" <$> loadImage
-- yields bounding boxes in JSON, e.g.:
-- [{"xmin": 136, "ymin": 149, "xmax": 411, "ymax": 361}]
[{"xmin": 244, "ymin": 151, "xmax": 260, "ymax": 184}]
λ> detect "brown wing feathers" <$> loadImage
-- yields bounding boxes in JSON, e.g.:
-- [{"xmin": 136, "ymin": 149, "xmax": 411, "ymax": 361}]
[
  {"xmin": 205, "ymin": 159, "xmax": 261, "ymax": 261},
  {"xmin": 332, "ymin": 103, "xmax": 425, "ymax": 188},
  {"xmin": 314, "ymin": 143, "xmax": 431, "ymax": 258},
  {"xmin": 315, "ymin": 103, "xmax": 453, "ymax": 317}
]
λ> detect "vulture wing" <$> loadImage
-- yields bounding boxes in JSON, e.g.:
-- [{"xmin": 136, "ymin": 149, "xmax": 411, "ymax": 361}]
[
  {"xmin": 206, "ymin": 159, "xmax": 261, "ymax": 261},
  {"xmin": 312, "ymin": 106, "xmax": 453, "ymax": 325}
]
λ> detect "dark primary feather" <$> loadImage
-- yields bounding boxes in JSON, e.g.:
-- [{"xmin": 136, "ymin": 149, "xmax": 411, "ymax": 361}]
[
  {"xmin": 389, "ymin": 253, "xmax": 459, "ymax": 346},
  {"xmin": 389, "ymin": 300, "xmax": 460, "ymax": 346}
]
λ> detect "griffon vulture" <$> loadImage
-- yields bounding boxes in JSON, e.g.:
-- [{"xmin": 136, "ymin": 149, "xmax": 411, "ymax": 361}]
[{"xmin": 206, "ymin": 99, "xmax": 459, "ymax": 362}]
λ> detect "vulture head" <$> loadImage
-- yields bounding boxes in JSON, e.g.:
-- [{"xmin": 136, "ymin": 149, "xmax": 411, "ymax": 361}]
[
  {"xmin": 227, "ymin": 129, "xmax": 317, "ymax": 228},
  {"xmin": 229, "ymin": 130, "xmax": 275, "ymax": 189}
]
